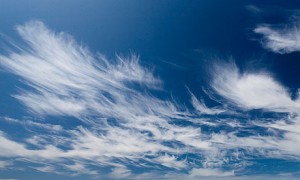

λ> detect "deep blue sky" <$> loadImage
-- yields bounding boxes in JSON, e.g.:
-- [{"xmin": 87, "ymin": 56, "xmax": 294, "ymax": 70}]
[{"xmin": 1, "ymin": 1, "xmax": 300, "ymax": 179}]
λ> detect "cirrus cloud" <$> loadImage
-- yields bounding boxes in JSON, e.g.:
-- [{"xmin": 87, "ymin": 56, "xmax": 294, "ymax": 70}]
[{"xmin": 0, "ymin": 20, "xmax": 300, "ymax": 179}]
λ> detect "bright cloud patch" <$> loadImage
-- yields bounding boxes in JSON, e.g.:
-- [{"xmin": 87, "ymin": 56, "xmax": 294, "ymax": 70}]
[
  {"xmin": 211, "ymin": 62, "xmax": 300, "ymax": 112},
  {"xmin": 254, "ymin": 23, "xmax": 300, "ymax": 54},
  {"xmin": 0, "ymin": 21, "xmax": 300, "ymax": 179}
]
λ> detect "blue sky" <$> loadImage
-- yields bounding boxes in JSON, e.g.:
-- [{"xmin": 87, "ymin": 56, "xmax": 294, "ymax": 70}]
[{"xmin": 1, "ymin": 1, "xmax": 300, "ymax": 179}]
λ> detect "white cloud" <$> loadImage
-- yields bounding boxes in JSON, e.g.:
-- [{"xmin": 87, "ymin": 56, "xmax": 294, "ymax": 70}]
[
  {"xmin": 0, "ymin": 131, "xmax": 31, "ymax": 157},
  {"xmin": 153, "ymin": 154, "xmax": 186, "ymax": 169},
  {"xmin": 63, "ymin": 162, "xmax": 98, "ymax": 176},
  {"xmin": 189, "ymin": 168, "xmax": 234, "ymax": 177},
  {"xmin": 254, "ymin": 24, "xmax": 300, "ymax": 54},
  {"xmin": 110, "ymin": 165, "xmax": 132, "ymax": 179},
  {"xmin": 0, "ymin": 160, "xmax": 12, "ymax": 169},
  {"xmin": 33, "ymin": 165, "xmax": 57, "ymax": 173},
  {"xmin": 1, "ymin": 20, "xmax": 300, "ymax": 179},
  {"xmin": 211, "ymin": 62, "xmax": 300, "ymax": 113},
  {"xmin": 2, "ymin": 117, "xmax": 63, "ymax": 132},
  {"xmin": 0, "ymin": 20, "xmax": 161, "ymax": 117},
  {"xmin": 0, "ymin": 20, "xmax": 213, "ymax": 176},
  {"xmin": 190, "ymin": 91, "xmax": 225, "ymax": 115},
  {"xmin": 208, "ymin": 62, "xmax": 300, "ymax": 159}
]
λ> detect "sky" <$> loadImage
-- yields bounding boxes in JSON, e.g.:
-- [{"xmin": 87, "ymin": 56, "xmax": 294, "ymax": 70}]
[{"xmin": 1, "ymin": 0, "xmax": 300, "ymax": 179}]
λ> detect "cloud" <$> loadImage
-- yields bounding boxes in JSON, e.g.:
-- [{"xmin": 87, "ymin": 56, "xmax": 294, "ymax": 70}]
[
  {"xmin": 0, "ymin": 160, "xmax": 12, "ymax": 169},
  {"xmin": 63, "ymin": 162, "xmax": 98, "ymax": 176},
  {"xmin": 254, "ymin": 23, "xmax": 300, "ymax": 54},
  {"xmin": 2, "ymin": 117, "xmax": 63, "ymax": 132},
  {"xmin": 207, "ymin": 61, "xmax": 300, "ymax": 161},
  {"xmin": 189, "ymin": 168, "xmax": 234, "ymax": 177},
  {"xmin": 245, "ymin": 5, "xmax": 262, "ymax": 14},
  {"xmin": 0, "ymin": 20, "xmax": 214, "ymax": 177},
  {"xmin": 190, "ymin": 91, "xmax": 225, "ymax": 115},
  {"xmin": 110, "ymin": 165, "xmax": 132, "ymax": 179},
  {"xmin": 153, "ymin": 154, "xmax": 186, "ymax": 170},
  {"xmin": 1, "ymin": 20, "xmax": 300, "ymax": 179},
  {"xmin": 211, "ymin": 62, "xmax": 300, "ymax": 112},
  {"xmin": 0, "ymin": 20, "xmax": 161, "ymax": 117}
]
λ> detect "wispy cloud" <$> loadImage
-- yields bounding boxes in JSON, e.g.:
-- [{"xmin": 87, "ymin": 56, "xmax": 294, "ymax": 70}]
[
  {"xmin": 1, "ymin": 20, "xmax": 300, "ymax": 179},
  {"xmin": 211, "ymin": 62, "xmax": 300, "ymax": 112},
  {"xmin": 209, "ymin": 61, "xmax": 300, "ymax": 160},
  {"xmin": 254, "ymin": 22, "xmax": 300, "ymax": 54},
  {"xmin": 0, "ymin": 21, "xmax": 162, "ymax": 118},
  {"xmin": 189, "ymin": 168, "xmax": 234, "ymax": 177},
  {"xmin": 189, "ymin": 90, "xmax": 225, "ymax": 115},
  {"xmin": 0, "ymin": 20, "xmax": 213, "ymax": 177},
  {"xmin": 0, "ymin": 160, "xmax": 12, "ymax": 169}
]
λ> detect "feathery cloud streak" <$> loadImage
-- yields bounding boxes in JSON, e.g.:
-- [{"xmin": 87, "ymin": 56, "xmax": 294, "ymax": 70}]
[
  {"xmin": 254, "ymin": 22, "xmax": 300, "ymax": 54},
  {"xmin": 0, "ymin": 20, "xmax": 300, "ymax": 179},
  {"xmin": 0, "ymin": 21, "xmax": 222, "ymax": 177}
]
